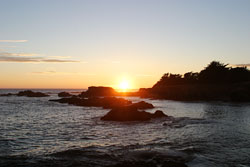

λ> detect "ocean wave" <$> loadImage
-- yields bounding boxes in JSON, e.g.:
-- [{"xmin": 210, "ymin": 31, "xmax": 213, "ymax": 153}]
[
  {"xmin": 163, "ymin": 117, "xmax": 215, "ymax": 128},
  {"xmin": 47, "ymin": 145, "xmax": 192, "ymax": 167}
]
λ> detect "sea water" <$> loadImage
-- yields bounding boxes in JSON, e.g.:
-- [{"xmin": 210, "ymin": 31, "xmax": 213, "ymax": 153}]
[{"xmin": 0, "ymin": 89, "xmax": 250, "ymax": 167}]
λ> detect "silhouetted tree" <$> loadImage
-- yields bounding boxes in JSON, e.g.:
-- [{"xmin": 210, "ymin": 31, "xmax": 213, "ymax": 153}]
[
  {"xmin": 153, "ymin": 61, "xmax": 250, "ymax": 89},
  {"xmin": 184, "ymin": 72, "xmax": 199, "ymax": 83},
  {"xmin": 153, "ymin": 73, "xmax": 184, "ymax": 88},
  {"xmin": 198, "ymin": 61, "xmax": 229, "ymax": 83},
  {"xmin": 228, "ymin": 66, "xmax": 250, "ymax": 83},
  {"xmin": 149, "ymin": 61, "xmax": 250, "ymax": 101}
]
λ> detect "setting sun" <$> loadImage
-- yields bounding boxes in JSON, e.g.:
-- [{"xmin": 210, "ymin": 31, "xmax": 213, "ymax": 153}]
[{"xmin": 118, "ymin": 79, "xmax": 131, "ymax": 92}]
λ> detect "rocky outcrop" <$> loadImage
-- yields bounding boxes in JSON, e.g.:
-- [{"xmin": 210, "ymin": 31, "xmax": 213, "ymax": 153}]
[
  {"xmin": 50, "ymin": 95, "xmax": 158, "ymax": 122},
  {"xmin": 79, "ymin": 86, "xmax": 139, "ymax": 97},
  {"xmin": 0, "ymin": 93, "xmax": 15, "ymax": 96},
  {"xmin": 101, "ymin": 106, "xmax": 167, "ymax": 121},
  {"xmin": 17, "ymin": 90, "xmax": 49, "ymax": 97},
  {"xmin": 129, "ymin": 101, "xmax": 154, "ymax": 109},
  {"xmin": 152, "ymin": 110, "xmax": 168, "ymax": 118},
  {"xmin": 135, "ymin": 61, "xmax": 250, "ymax": 102},
  {"xmin": 80, "ymin": 86, "xmax": 118, "ymax": 97},
  {"xmin": 58, "ymin": 92, "xmax": 72, "ymax": 97},
  {"xmin": 50, "ymin": 95, "xmax": 156, "ymax": 111},
  {"xmin": 50, "ymin": 96, "xmax": 132, "ymax": 109}
]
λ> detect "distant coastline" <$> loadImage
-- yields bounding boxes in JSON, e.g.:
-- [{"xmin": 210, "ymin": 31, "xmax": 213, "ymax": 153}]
[
  {"xmin": 1, "ymin": 61, "xmax": 250, "ymax": 102},
  {"xmin": 136, "ymin": 61, "xmax": 250, "ymax": 102},
  {"xmin": 84, "ymin": 61, "xmax": 250, "ymax": 102}
]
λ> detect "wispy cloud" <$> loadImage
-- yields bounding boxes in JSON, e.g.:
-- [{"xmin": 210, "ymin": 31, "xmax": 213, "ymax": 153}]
[
  {"xmin": 0, "ymin": 51, "xmax": 80, "ymax": 63},
  {"xmin": 41, "ymin": 59, "xmax": 79, "ymax": 63},
  {"xmin": 0, "ymin": 40, "xmax": 28, "ymax": 43},
  {"xmin": 232, "ymin": 64, "xmax": 250, "ymax": 67},
  {"xmin": 31, "ymin": 71, "xmax": 57, "ymax": 74},
  {"xmin": 1, "ymin": 52, "xmax": 38, "ymax": 57},
  {"xmin": 31, "ymin": 71, "xmax": 96, "ymax": 76},
  {"xmin": 48, "ymin": 56, "xmax": 72, "ymax": 59}
]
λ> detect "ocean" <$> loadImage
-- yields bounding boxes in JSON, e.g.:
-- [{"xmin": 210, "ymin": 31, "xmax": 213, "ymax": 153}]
[{"xmin": 0, "ymin": 89, "xmax": 250, "ymax": 167}]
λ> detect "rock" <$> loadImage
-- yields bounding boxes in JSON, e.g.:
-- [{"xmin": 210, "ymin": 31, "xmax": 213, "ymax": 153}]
[
  {"xmin": 50, "ymin": 96, "xmax": 132, "ymax": 109},
  {"xmin": 101, "ymin": 107, "xmax": 168, "ymax": 122},
  {"xmin": 100, "ymin": 97, "xmax": 132, "ymax": 108},
  {"xmin": 58, "ymin": 92, "xmax": 72, "ymax": 97},
  {"xmin": 152, "ymin": 110, "xmax": 166, "ymax": 118},
  {"xmin": 230, "ymin": 88, "xmax": 250, "ymax": 102},
  {"xmin": 50, "ymin": 95, "xmax": 161, "ymax": 122},
  {"xmin": 80, "ymin": 86, "xmax": 117, "ymax": 97},
  {"xmin": 50, "ymin": 96, "xmax": 81, "ymax": 104},
  {"xmin": 0, "ymin": 93, "xmax": 15, "ymax": 96},
  {"xmin": 130, "ymin": 101, "xmax": 154, "ymax": 109},
  {"xmin": 101, "ymin": 106, "xmax": 150, "ymax": 121},
  {"xmin": 17, "ymin": 90, "xmax": 49, "ymax": 97}
]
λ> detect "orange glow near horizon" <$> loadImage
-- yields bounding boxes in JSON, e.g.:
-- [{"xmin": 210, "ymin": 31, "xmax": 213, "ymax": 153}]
[{"xmin": 117, "ymin": 78, "xmax": 132, "ymax": 92}]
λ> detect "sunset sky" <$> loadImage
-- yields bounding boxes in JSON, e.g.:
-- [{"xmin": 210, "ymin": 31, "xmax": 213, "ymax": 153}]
[{"xmin": 0, "ymin": 0, "xmax": 250, "ymax": 89}]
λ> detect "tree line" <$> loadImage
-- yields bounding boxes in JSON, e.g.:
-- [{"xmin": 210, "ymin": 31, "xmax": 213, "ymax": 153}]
[{"xmin": 153, "ymin": 61, "xmax": 250, "ymax": 88}]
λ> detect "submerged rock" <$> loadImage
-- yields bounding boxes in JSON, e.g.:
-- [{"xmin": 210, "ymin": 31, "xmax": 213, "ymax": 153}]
[
  {"xmin": 17, "ymin": 90, "xmax": 49, "ymax": 97},
  {"xmin": 101, "ymin": 106, "xmax": 168, "ymax": 121},
  {"xmin": 58, "ymin": 92, "xmax": 72, "ymax": 97}
]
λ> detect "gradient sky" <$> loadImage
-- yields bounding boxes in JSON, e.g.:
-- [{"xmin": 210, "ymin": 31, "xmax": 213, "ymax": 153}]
[{"xmin": 0, "ymin": 0, "xmax": 250, "ymax": 89}]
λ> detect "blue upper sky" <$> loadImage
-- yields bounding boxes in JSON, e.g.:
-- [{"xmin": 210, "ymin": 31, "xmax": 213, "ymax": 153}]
[{"xmin": 0, "ymin": 0, "xmax": 250, "ymax": 88}]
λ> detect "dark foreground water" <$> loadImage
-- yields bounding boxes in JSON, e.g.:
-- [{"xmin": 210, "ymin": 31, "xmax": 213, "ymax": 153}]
[{"xmin": 0, "ymin": 89, "xmax": 250, "ymax": 167}]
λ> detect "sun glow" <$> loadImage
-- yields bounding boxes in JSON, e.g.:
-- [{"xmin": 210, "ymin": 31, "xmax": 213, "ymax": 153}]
[{"xmin": 118, "ymin": 79, "xmax": 131, "ymax": 92}]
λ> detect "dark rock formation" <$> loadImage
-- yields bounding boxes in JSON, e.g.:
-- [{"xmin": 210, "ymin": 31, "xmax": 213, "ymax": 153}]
[
  {"xmin": 50, "ymin": 96, "xmax": 132, "ymax": 109},
  {"xmin": 79, "ymin": 86, "xmax": 139, "ymax": 97},
  {"xmin": 130, "ymin": 101, "xmax": 154, "ymax": 109},
  {"xmin": 17, "ymin": 90, "xmax": 49, "ymax": 97},
  {"xmin": 50, "ymin": 96, "xmax": 81, "ymax": 104},
  {"xmin": 136, "ymin": 61, "xmax": 250, "ymax": 102},
  {"xmin": 101, "ymin": 106, "xmax": 167, "ymax": 121},
  {"xmin": 101, "ymin": 97, "xmax": 133, "ymax": 109},
  {"xmin": 152, "ymin": 110, "xmax": 167, "ymax": 118},
  {"xmin": 58, "ymin": 92, "xmax": 72, "ymax": 97},
  {"xmin": 0, "ymin": 93, "xmax": 15, "ymax": 96},
  {"xmin": 138, "ymin": 82, "xmax": 250, "ymax": 102},
  {"xmin": 50, "ymin": 95, "xmax": 156, "ymax": 111},
  {"xmin": 80, "ymin": 86, "xmax": 117, "ymax": 97}
]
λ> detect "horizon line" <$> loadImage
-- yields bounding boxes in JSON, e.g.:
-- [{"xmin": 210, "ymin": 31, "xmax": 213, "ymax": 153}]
[{"xmin": 0, "ymin": 87, "xmax": 141, "ymax": 90}]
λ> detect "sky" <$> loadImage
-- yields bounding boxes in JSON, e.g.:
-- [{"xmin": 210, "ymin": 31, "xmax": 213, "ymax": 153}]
[{"xmin": 0, "ymin": 0, "xmax": 250, "ymax": 89}]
